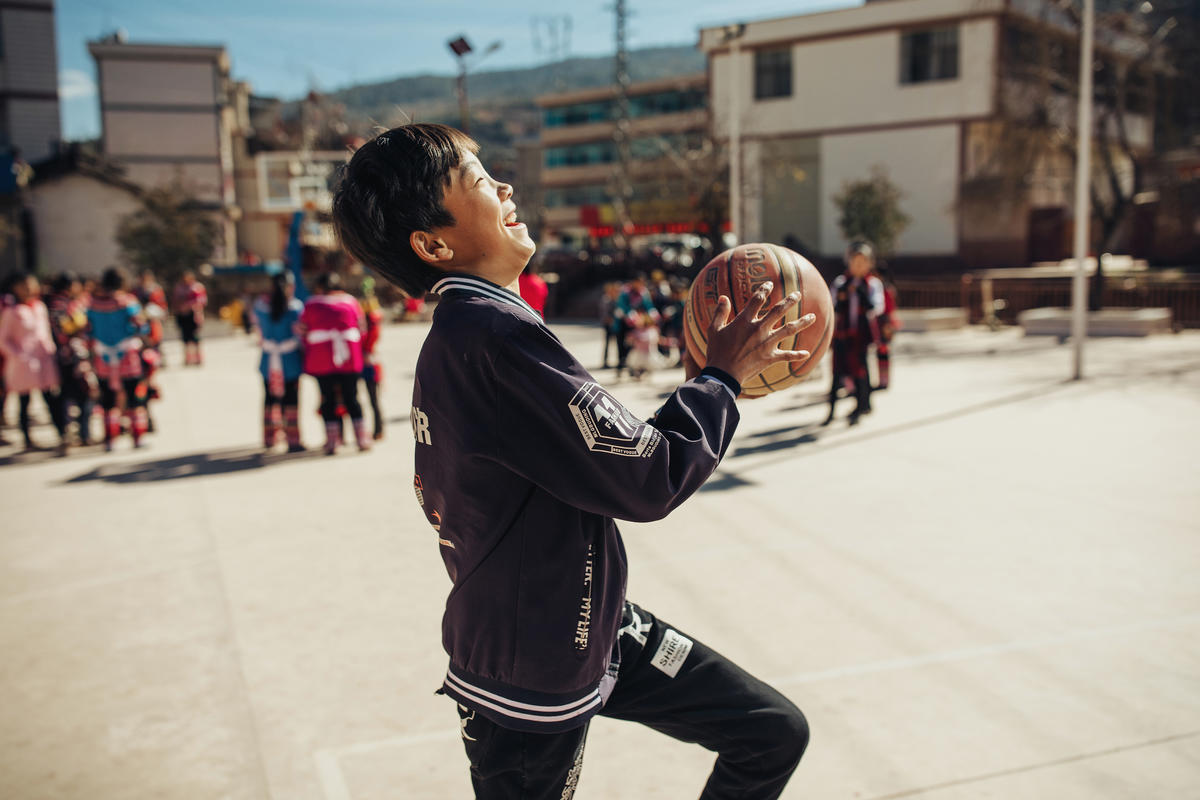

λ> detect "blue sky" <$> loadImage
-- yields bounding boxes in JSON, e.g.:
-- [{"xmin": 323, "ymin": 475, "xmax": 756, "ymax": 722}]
[{"xmin": 57, "ymin": 0, "xmax": 860, "ymax": 142}]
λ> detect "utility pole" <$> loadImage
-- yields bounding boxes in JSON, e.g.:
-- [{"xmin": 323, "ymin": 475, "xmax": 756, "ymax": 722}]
[
  {"xmin": 611, "ymin": 0, "xmax": 634, "ymax": 249},
  {"xmin": 532, "ymin": 15, "xmax": 572, "ymax": 89},
  {"xmin": 448, "ymin": 36, "xmax": 502, "ymax": 135},
  {"xmin": 1070, "ymin": 0, "xmax": 1093, "ymax": 380},
  {"xmin": 723, "ymin": 24, "xmax": 746, "ymax": 242}
]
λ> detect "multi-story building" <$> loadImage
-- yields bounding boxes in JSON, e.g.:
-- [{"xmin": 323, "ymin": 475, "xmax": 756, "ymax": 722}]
[
  {"xmin": 88, "ymin": 36, "xmax": 238, "ymax": 262},
  {"xmin": 699, "ymin": 0, "xmax": 1159, "ymax": 268},
  {"xmin": 0, "ymin": 0, "xmax": 61, "ymax": 165},
  {"xmin": 229, "ymin": 84, "xmax": 347, "ymax": 263},
  {"xmin": 537, "ymin": 74, "xmax": 711, "ymax": 246}
]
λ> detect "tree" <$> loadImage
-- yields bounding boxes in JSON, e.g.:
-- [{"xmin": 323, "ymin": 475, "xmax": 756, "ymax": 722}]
[
  {"xmin": 833, "ymin": 167, "xmax": 911, "ymax": 256},
  {"xmin": 116, "ymin": 180, "xmax": 218, "ymax": 285},
  {"xmin": 962, "ymin": 1, "xmax": 1188, "ymax": 305}
]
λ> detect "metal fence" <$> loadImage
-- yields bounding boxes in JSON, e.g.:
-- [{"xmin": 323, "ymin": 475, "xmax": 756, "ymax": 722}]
[{"xmin": 895, "ymin": 277, "xmax": 1200, "ymax": 329}]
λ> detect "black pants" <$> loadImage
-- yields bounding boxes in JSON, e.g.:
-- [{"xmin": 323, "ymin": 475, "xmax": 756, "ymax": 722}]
[
  {"xmin": 54, "ymin": 373, "xmax": 94, "ymax": 444},
  {"xmin": 363, "ymin": 373, "xmax": 384, "ymax": 438},
  {"xmin": 262, "ymin": 377, "xmax": 299, "ymax": 410},
  {"xmin": 175, "ymin": 312, "xmax": 200, "ymax": 344},
  {"xmin": 615, "ymin": 332, "xmax": 632, "ymax": 375},
  {"xmin": 99, "ymin": 378, "xmax": 146, "ymax": 412},
  {"xmin": 18, "ymin": 389, "xmax": 66, "ymax": 445},
  {"xmin": 315, "ymin": 373, "xmax": 363, "ymax": 422},
  {"xmin": 457, "ymin": 602, "xmax": 808, "ymax": 799},
  {"xmin": 601, "ymin": 326, "xmax": 616, "ymax": 367}
]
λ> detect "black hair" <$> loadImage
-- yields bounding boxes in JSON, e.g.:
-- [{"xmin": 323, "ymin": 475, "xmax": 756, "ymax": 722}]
[
  {"xmin": 314, "ymin": 271, "xmax": 341, "ymax": 294},
  {"xmin": 845, "ymin": 240, "xmax": 875, "ymax": 264},
  {"xmin": 51, "ymin": 271, "xmax": 79, "ymax": 294},
  {"xmin": 332, "ymin": 123, "xmax": 479, "ymax": 297},
  {"xmin": 100, "ymin": 266, "xmax": 127, "ymax": 292},
  {"xmin": 269, "ymin": 271, "xmax": 293, "ymax": 321}
]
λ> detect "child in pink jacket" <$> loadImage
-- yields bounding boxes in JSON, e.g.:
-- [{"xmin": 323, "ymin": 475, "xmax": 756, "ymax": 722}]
[
  {"xmin": 300, "ymin": 272, "xmax": 369, "ymax": 454},
  {"xmin": 0, "ymin": 273, "xmax": 66, "ymax": 452}
]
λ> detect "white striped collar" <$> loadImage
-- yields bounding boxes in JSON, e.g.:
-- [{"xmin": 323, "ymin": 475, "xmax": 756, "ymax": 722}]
[{"xmin": 432, "ymin": 274, "xmax": 541, "ymax": 321}]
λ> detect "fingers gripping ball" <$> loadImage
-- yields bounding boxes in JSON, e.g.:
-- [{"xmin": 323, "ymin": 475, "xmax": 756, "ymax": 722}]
[{"xmin": 684, "ymin": 243, "xmax": 833, "ymax": 397}]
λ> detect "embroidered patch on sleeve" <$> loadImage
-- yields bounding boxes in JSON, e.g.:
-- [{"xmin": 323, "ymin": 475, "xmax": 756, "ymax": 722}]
[
  {"xmin": 650, "ymin": 629, "xmax": 693, "ymax": 678},
  {"xmin": 568, "ymin": 382, "xmax": 662, "ymax": 458}
]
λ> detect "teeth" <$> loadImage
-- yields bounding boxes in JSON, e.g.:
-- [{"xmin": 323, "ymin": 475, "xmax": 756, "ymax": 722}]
[{"xmin": 505, "ymin": 211, "xmax": 518, "ymax": 225}]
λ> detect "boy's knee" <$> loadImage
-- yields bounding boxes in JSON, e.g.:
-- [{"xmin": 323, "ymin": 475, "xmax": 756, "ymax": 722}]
[{"xmin": 765, "ymin": 703, "xmax": 809, "ymax": 768}]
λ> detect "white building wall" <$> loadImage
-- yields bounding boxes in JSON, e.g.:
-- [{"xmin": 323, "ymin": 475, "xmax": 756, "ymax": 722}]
[
  {"xmin": 711, "ymin": 17, "xmax": 996, "ymax": 139},
  {"xmin": 6, "ymin": 98, "xmax": 60, "ymax": 163},
  {"xmin": 699, "ymin": 0, "xmax": 1004, "ymax": 51},
  {"xmin": 28, "ymin": 175, "xmax": 141, "ymax": 276},
  {"xmin": 0, "ymin": 5, "xmax": 61, "ymax": 162},
  {"xmin": 121, "ymin": 162, "xmax": 223, "ymax": 203},
  {"xmin": 103, "ymin": 110, "xmax": 219, "ymax": 158},
  {"xmin": 1, "ymin": 7, "xmax": 58, "ymax": 93},
  {"xmin": 819, "ymin": 124, "xmax": 960, "ymax": 254},
  {"xmin": 99, "ymin": 60, "xmax": 217, "ymax": 106}
]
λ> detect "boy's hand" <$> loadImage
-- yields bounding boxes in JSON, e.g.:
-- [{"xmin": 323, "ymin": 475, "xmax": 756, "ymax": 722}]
[{"xmin": 702, "ymin": 281, "xmax": 817, "ymax": 387}]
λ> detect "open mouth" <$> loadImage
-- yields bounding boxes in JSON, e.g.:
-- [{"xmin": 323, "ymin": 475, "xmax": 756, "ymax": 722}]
[{"xmin": 504, "ymin": 210, "xmax": 522, "ymax": 227}]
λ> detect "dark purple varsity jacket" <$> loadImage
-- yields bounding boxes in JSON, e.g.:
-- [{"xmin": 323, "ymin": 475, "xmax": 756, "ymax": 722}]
[{"xmin": 413, "ymin": 273, "xmax": 739, "ymax": 733}]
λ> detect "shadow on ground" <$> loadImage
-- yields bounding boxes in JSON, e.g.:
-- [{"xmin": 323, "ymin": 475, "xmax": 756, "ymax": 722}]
[
  {"xmin": 0, "ymin": 446, "xmax": 69, "ymax": 467},
  {"xmin": 701, "ymin": 379, "xmax": 1077, "ymax": 492},
  {"xmin": 62, "ymin": 445, "xmax": 325, "ymax": 485}
]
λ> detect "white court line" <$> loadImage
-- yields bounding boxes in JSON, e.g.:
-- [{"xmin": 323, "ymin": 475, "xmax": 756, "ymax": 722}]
[
  {"xmin": 0, "ymin": 553, "xmax": 216, "ymax": 607},
  {"xmin": 313, "ymin": 612, "xmax": 1200, "ymax": 800},
  {"xmin": 314, "ymin": 729, "xmax": 460, "ymax": 800},
  {"xmin": 767, "ymin": 612, "xmax": 1200, "ymax": 687}
]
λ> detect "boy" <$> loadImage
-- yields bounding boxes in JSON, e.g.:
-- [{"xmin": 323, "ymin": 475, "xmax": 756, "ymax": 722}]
[
  {"xmin": 333, "ymin": 124, "xmax": 815, "ymax": 799},
  {"xmin": 822, "ymin": 240, "xmax": 885, "ymax": 427}
]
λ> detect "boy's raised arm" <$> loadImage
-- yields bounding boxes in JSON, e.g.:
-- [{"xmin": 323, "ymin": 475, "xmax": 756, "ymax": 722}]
[
  {"xmin": 491, "ymin": 283, "xmax": 814, "ymax": 522},
  {"xmin": 493, "ymin": 323, "xmax": 739, "ymax": 522}
]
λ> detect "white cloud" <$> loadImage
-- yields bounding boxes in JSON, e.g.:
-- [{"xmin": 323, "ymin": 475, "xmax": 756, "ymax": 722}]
[{"xmin": 59, "ymin": 69, "xmax": 97, "ymax": 100}]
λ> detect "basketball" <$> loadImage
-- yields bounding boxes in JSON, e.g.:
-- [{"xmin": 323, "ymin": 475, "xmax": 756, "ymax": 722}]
[{"xmin": 683, "ymin": 243, "xmax": 833, "ymax": 397}]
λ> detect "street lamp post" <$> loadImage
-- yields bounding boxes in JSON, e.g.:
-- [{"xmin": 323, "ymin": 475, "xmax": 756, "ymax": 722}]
[
  {"xmin": 722, "ymin": 24, "xmax": 746, "ymax": 242},
  {"xmin": 447, "ymin": 36, "xmax": 502, "ymax": 135},
  {"xmin": 1070, "ymin": 0, "xmax": 1094, "ymax": 380}
]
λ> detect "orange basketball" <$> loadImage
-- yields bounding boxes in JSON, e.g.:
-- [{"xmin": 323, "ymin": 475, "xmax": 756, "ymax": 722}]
[{"xmin": 683, "ymin": 243, "xmax": 833, "ymax": 397}]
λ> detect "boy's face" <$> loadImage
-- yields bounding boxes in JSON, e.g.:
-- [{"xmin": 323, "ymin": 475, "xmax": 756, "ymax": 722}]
[
  {"xmin": 431, "ymin": 152, "xmax": 535, "ymax": 287},
  {"xmin": 848, "ymin": 253, "xmax": 872, "ymax": 278}
]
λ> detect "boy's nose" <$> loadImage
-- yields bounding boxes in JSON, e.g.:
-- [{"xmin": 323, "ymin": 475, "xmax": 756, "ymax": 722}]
[{"xmin": 498, "ymin": 182, "xmax": 513, "ymax": 200}]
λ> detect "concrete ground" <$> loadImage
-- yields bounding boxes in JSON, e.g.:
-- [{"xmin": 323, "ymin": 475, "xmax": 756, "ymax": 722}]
[{"xmin": 1, "ymin": 320, "xmax": 1198, "ymax": 800}]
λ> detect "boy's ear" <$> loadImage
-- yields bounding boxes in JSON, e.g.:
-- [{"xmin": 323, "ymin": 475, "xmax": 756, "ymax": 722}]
[{"xmin": 410, "ymin": 231, "xmax": 453, "ymax": 267}]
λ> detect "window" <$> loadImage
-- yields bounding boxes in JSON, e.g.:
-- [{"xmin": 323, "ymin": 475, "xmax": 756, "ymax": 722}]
[
  {"xmin": 544, "ymin": 185, "xmax": 612, "ymax": 207},
  {"xmin": 900, "ymin": 26, "xmax": 959, "ymax": 84},
  {"xmin": 543, "ymin": 89, "xmax": 705, "ymax": 129},
  {"xmin": 544, "ymin": 141, "xmax": 616, "ymax": 168},
  {"xmin": 754, "ymin": 48, "xmax": 792, "ymax": 100},
  {"xmin": 629, "ymin": 88, "xmax": 706, "ymax": 117},
  {"xmin": 544, "ymin": 100, "xmax": 612, "ymax": 128}
]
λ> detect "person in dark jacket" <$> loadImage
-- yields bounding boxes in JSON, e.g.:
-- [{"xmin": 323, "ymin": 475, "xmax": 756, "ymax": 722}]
[
  {"xmin": 823, "ymin": 240, "xmax": 885, "ymax": 427},
  {"xmin": 333, "ymin": 123, "xmax": 815, "ymax": 800}
]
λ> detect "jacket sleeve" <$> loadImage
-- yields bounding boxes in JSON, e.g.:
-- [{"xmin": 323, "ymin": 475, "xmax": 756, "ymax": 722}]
[{"xmin": 491, "ymin": 320, "xmax": 739, "ymax": 523}]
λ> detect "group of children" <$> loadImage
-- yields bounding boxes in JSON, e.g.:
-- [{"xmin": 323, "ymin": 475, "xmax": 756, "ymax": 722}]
[
  {"xmin": 0, "ymin": 261, "xmax": 387, "ymax": 458},
  {"xmin": 0, "ymin": 267, "xmax": 171, "ymax": 453},
  {"xmin": 253, "ymin": 270, "xmax": 385, "ymax": 455},
  {"xmin": 599, "ymin": 272, "xmax": 688, "ymax": 380}
]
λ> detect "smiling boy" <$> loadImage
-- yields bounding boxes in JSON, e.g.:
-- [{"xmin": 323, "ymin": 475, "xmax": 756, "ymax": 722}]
[{"xmin": 333, "ymin": 123, "xmax": 814, "ymax": 799}]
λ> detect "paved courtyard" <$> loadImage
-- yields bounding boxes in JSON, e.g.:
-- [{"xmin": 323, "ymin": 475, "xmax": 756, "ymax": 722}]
[{"xmin": 2, "ymin": 319, "xmax": 1198, "ymax": 799}]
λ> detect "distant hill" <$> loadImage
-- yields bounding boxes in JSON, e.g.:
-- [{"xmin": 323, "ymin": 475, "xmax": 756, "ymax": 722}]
[{"xmin": 321, "ymin": 44, "xmax": 706, "ymax": 125}]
